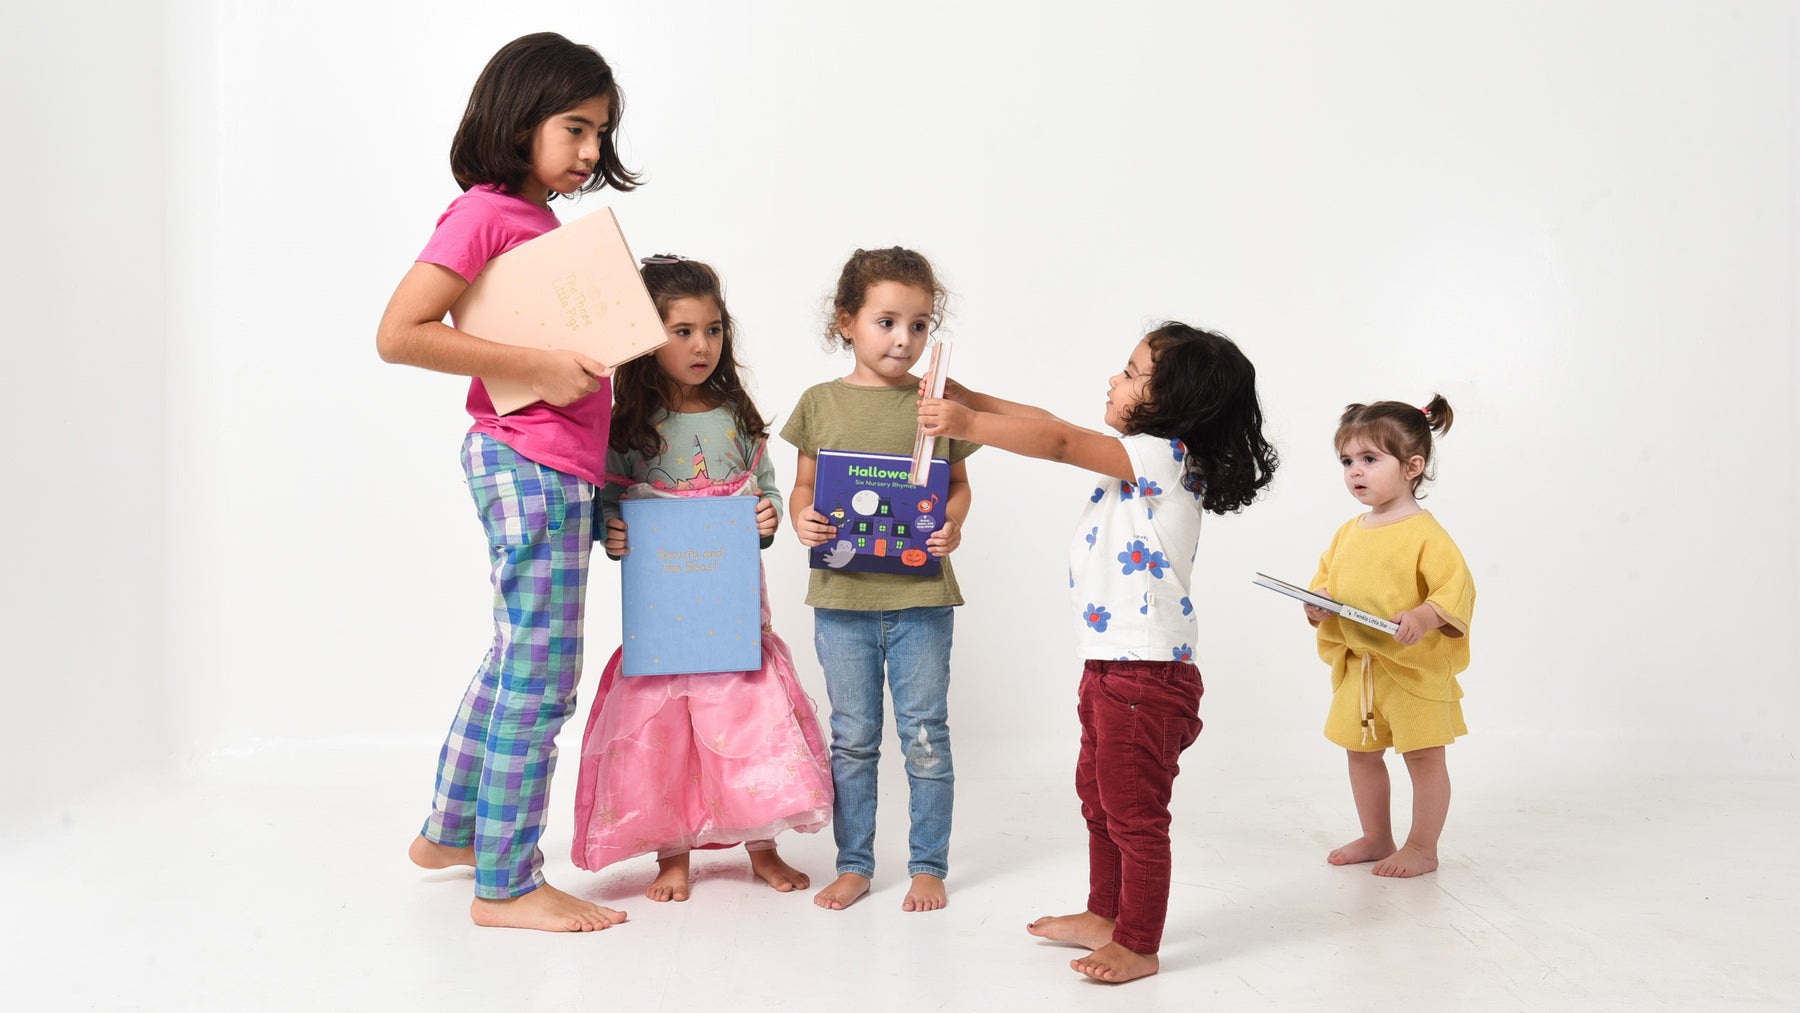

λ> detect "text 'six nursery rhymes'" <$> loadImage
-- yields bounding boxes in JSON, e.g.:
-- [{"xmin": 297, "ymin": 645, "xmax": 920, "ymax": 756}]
[{"xmin": 659, "ymin": 548, "xmax": 725, "ymax": 574}]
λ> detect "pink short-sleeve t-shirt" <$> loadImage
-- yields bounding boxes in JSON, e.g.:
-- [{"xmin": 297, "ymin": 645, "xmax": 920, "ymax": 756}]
[{"xmin": 417, "ymin": 184, "xmax": 612, "ymax": 487}]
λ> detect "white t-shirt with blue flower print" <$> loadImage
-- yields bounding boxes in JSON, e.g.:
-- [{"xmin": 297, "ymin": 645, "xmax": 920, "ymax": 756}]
[{"xmin": 1069, "ymin": 433, "xmax": 1202, "ymax": 663}]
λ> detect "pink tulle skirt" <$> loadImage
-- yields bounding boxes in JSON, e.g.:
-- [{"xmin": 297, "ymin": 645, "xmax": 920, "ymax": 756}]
[{"xmin": 572, "ymin": 580, "xmax": 833, "ymax": 871}]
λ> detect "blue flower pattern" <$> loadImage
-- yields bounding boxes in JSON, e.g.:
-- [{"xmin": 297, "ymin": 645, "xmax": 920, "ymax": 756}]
[
  {"xmin": 1118, "ymin": 539, "xmax": 1169, "ymax": 579},
  {"xmin": 1076, "ymin": 435, "xmax": 1197, "ymax": 659}
]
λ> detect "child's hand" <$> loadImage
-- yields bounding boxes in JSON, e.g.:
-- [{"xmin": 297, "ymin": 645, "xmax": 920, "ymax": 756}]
[
  {"xmin": 916, "ymin": 374, "xmax": 970, "ymax": 404},
  {"xmin": 926, "ymin": 516, "xmax": 961, "ymax": 557},
  {"xmin": 1393, "ymin": 604, "xmax": 1445, "ymax": 646},
  {"xmin": 917, "ymin": 397, "xmax": 971, "ymax": 440},
  {"xmin": 1304, "ymin": 587, "xmax": 1332, "ymax": 624},
  {"xmin": 530, "ymin": 349, "xmax": 609, "ymax": 407},
  {"xmin": 793, "ymin": 505, "xmax": 837, "ymax": 548},
  {"xmin": 755, "ymin": 496, "xmax": 778, "ymax": 537},
  {"xmin": 604, "ymin": 517, "xmax": 629, "ymax": 556}
]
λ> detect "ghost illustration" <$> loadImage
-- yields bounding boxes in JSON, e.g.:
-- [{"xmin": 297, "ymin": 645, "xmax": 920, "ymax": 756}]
[{"xmin": 822, "ymin": 540, "xmax": 857, "ymax": 568}]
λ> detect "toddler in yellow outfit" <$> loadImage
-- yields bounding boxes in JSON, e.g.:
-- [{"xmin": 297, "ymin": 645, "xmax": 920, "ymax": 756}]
[{"xmin": 1304, "ymin": 395, "xmax": 1473, "ymax": 878}]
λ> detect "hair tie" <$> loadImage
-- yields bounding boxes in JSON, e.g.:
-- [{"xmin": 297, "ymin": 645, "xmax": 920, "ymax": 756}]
[
  {"xmin": 1420, "ymin": 405, "xmax": 1431, "ymax": 417},
  {"xmin": 640, "ymin": 254, "xmax": 685, "ymax": 266}
]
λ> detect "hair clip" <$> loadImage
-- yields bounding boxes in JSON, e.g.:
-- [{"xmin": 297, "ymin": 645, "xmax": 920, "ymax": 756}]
[{"xmin": 640, "ymin": 254, "xmax": 686, "ymax": 266}]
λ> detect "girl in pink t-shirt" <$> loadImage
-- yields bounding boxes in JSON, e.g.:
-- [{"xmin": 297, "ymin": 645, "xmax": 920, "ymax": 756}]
[{"xmin": 375, "ymin": 31, "xmax": 639, "ymax": 934}]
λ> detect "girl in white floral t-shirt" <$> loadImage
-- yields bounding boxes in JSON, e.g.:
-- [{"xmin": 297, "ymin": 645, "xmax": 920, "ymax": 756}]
[{"xmin": 918, "ymin": 322, "xmax": 1277, "ymax": 984}]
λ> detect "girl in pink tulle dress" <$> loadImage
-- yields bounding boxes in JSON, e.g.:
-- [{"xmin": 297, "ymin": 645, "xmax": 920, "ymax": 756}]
[{"xmin": 573, "ymin": 255, "xmax": 832, "ymax": 901}]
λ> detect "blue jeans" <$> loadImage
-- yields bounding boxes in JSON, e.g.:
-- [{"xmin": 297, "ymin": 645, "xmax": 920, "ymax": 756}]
[{"xmin": 813, "ymin": 606, "xmax": 955, "ymax": 879}]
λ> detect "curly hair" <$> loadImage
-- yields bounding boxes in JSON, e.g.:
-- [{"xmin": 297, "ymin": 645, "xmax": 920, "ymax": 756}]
[
  {"xmin": 609, "ymin": 256, "xmax": 768, "ymax": 460},
  {"xmin": 1117, "ymin": 322, "xmax": 1279, "ymax": 514},
  {"xmin": 450, "ymin": 32, "xmax": 641, "ymax": 199},
  {"xmin": 824, "ymin": 247, "xmax": 948, "ymax": 350},
  {"xmin": 1334, "ymin": 395, "xmax": 1454, "ymax": 496}
]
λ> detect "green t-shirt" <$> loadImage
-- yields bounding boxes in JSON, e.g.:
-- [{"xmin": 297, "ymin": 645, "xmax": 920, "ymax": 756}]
[{"xmin": 780, "ymin": 380, "xmax": 979, "ymax": 611}]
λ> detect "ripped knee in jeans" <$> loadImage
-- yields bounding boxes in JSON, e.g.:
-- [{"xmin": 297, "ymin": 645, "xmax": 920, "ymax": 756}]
[{"xmin": 903, "ymin": 724, "xmax": 947, "ymax": 774}]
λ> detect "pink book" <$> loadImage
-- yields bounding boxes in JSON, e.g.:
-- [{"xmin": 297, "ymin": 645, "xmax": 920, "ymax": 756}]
[
  {"xmin": 909, "ymin": 339, "xmax": 953, "ymax": 485},
  {"xmin": 450, "ymin": 207, "xmax": 666, "ymax": 415}
]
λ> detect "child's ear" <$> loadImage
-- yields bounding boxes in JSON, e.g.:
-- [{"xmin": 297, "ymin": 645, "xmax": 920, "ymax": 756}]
[
  {"xmin": 1404, "ymin": 454, "xmax": 1426, "ymax": 479},
  {"xmin": 834, "ymin": 310, "xmax": 854, "ymax": 342}
]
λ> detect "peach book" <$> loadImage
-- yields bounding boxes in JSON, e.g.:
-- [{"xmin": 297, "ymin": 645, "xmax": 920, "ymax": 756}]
[{"xmin": 451, "ymin": 208, "xmax": 665, "ymax": 414}]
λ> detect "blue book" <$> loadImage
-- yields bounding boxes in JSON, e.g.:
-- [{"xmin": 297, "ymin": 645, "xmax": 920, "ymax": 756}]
[
  {"xmin": 620, "ymin": 496, "xmax": 762, "ymax": 676},
  {"xmin": 809, "ymin": 449, "xmax": 950, "ymax": 577}
]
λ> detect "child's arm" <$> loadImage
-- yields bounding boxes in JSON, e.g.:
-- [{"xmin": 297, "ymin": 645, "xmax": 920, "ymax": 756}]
[
  {"xmin": 598, "ymin": 448, "xmax": 630, "ymax": 558},
  {"xmin": 918, "ymin": 396, "xmax": 1133, "ymax": 483},
  {"xmin": 930, "ymin": 378, "xmax": 1064, "ymax": 424},
  {"xmin": 375, "ymin": 262, "xmax": 608, "ymax": 406},
  {"xmin": 788, "ymin": 452, "xmax": 837, "ymax": 547},
  {"xmin": 925, "ymin": 459, "xmax": 972, "ymax": 557},
  {"xmin": 752, "ymin": 441, "xmax": 785, "ymax": 549}
]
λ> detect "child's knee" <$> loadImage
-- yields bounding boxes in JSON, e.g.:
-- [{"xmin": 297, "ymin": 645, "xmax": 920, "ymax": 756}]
[
  {"xmin": 901, "ymin": 722, "xmax": 951, "ymax": 776},
  {"xmin": 1401, "ymin": 745, "xmax": 1448, "ymax": 775}
]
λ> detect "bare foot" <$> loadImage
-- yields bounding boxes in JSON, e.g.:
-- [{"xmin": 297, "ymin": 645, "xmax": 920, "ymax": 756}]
[
  {"xmin": 409, "ymin": 834, "xmax": 474, "ymax": 870},
  {"xmin": 470, "ymin": 884, "xmax": 625, "ymax": 932},
  {"xmin": 813, "ymin": 872, "xmax": 870, "ymax": 910},
  {"xmin": 1372, "ymin": 842, "xmax": 1438, "ymax": 878},
  {"xmin": 748, "ymin": 848, "xmax": 810, "ymax": 892},
  {"xmin": 1071, "ymin": 941, "xmax": 1159, "ymax": 983},
  {"xmin": 902, "ymin": 873, "xmax": 947, "ymax": 912},
  {"xmin": 646, "ymin": 853, "xmax": 691, "ymax": 902},
  {"xmin": 1027, "ymin": 910, "xmax": 1114, "ymax": 950},
  {"xmin": 1327, "ymin": 834, "xmax": 1396, "ymax": 866}
]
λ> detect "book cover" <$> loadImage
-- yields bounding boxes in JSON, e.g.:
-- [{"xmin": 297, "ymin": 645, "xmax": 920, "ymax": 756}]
[
  {"xmin": 620, "ymin": 496, "xmax": 762, "ymax": 676},
  {"xmin": 1251, "ymin": 572, "xmax": 1401, "ymax": 635},
  {"xmin": 450, "ymin": 207, "xmax": 666, "ymax": 415},
  {"xmin": 810, "ymin": 449, "xmax": 949, "ymax": 577}
]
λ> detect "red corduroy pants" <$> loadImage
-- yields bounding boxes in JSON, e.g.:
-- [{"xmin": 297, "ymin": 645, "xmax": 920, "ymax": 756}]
[{"xmin": 1075, "ymin": 658, "xmax": 1203, "ymax": 955}]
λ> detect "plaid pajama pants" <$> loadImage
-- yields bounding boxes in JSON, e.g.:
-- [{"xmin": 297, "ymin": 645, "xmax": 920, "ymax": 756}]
[{"xmin": 422, "ymin": 433, "xmax": 594, "ymax": 898}]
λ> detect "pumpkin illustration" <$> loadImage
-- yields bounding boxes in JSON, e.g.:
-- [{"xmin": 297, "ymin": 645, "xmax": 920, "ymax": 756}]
[{"xmin": 901, "ymin": 548, "xmax": 929, "ymax": 567}]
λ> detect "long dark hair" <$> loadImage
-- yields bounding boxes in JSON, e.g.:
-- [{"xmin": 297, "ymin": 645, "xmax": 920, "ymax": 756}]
[
  {"xmin": 1335, "ymin": 395, "xmax": 1454, "ymax": 496},
  {"xmin": 610, "ymin": 257, "xmax": 768, "ymax": 460},
  {"xmin": 1118, "ymin": 322, "xmax": 1278, "ymax": 514},
  {"xmin": 449, "ymin": 32, "xmax": 641, "ymax": 198}
]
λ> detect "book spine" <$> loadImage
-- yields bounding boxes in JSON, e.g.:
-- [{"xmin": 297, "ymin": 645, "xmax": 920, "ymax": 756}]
[{"xmin": 1341, "ymin": 606, "xmax": 1399, "ymax": 634}]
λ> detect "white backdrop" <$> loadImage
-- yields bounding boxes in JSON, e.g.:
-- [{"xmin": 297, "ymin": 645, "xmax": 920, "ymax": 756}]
[{"xmin": 5, "ymin": 0, "xmax": 1795, "ymax": 818}]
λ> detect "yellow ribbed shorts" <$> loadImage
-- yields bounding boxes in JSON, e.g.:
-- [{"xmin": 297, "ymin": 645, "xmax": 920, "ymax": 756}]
[{"xmin": 1325, "ymin": 659, "xmax": 1466, "ymax": 754}]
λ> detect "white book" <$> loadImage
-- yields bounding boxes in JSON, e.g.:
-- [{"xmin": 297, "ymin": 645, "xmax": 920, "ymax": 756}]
[{"xmin": 1252, "ymin": 573, "xmax": 1400, "ymax": 635}]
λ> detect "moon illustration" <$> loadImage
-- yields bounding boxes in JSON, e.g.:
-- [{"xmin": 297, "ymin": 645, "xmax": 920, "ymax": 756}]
[{"xmin": 851, "ymin": 490, "xmax": 880, "ymax": 515}]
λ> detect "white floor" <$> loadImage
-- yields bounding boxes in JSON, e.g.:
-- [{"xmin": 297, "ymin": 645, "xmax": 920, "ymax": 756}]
[{"xmin": 5, "ymin": 742, "xmax": 1796, "ymax": 1011}]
